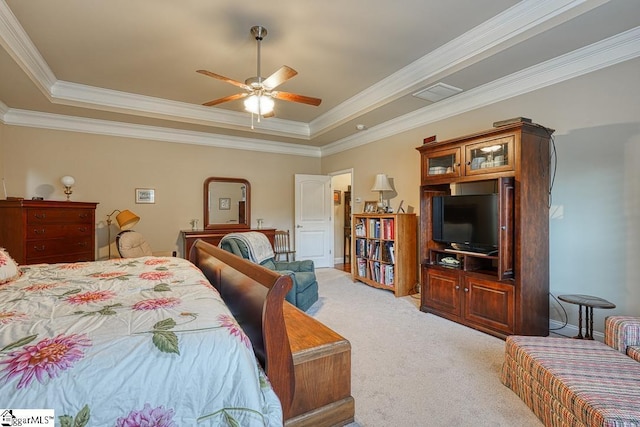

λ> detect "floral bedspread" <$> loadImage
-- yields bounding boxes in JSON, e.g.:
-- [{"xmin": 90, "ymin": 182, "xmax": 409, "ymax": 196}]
[{"xmin": 0, "ymin": 256, "xmax": 282, "ymax": 426}]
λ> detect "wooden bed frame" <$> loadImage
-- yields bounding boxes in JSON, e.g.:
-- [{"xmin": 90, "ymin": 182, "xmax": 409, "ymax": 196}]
[{"xmin": 189, "ymin": 239, "xmax": 354, "ymax": 427}]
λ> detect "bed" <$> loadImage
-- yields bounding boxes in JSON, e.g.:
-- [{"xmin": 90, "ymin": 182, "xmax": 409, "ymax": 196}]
[{"xmin": 0, "ymin": 250, "xmax": 283, "ymax": 426}]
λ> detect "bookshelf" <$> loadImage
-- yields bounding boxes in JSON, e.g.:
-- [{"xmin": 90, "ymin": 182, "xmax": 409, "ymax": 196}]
[{"xmin": 352, "ymin": 213, "xmax": 417, "ymax": 296}]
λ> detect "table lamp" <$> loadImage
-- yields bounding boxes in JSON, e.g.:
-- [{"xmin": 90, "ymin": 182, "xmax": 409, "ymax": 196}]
[
  {"xmin": 371, "ymin": 174, "xmax": 393, "ymax": 213},
  {"xmin": 60, "ymin": 176, "xmax": 75, "ymax": 201}
]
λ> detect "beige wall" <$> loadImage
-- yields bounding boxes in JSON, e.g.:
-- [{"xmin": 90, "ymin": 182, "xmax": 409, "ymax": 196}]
[
  {"xmin": 1, "ymin": 58, "xmax": 638, "ymax": 332},
  {"xmin": 0, "ymin": 122, "xmax": 4, "ymax": 188},
  {"xmin": 321, "ymin": 58, "xmax": 640, "ymax": 328},
  {"xmin": 1, "ymin": 126, "xmax": 320, "ymax": 258}
]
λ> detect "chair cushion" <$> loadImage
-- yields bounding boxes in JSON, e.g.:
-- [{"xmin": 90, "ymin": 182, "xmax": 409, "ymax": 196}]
[
  {"xmin": 0, "ymin": 248, "xmax": 20, "ymax": 284},
  {"xmin": 117, "ymin": 231, "xmax": 153, "ymax": 258}
]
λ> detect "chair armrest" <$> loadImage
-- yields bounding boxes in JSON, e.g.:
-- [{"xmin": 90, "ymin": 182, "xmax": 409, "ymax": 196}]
[
  {"xmin": 274, "ymin": 260, "xmax": 315, "ymax": 272},
  {"xmin": 605, "ymin": 316, "xmax": 640, "ymax": 353}
]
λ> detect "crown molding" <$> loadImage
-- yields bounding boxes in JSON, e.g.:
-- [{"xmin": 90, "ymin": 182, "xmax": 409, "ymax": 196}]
[
  {"xmin": 3, "ymin": 26, "xmax": 637, "ymax": 159},
  {"xmin": 310, "ymin": 0, "xmax": 611, "ymax": 138},
  {"xmin": 0, "ymin": 0, "xmax": 611, "ymax": 142},
  {"xmin": 321, "ymin": 26, "xmax": 640, "ymax": 157},
  {"xmin": 3, "ymin": 25, "xmax": 637, "ymax": 159},
  {"xmin": 2, "ymin": 108, "xmax": 322, "ymax": 157},
  {"xmin": 0, "ymin": 1, "xmax": 56, "ymax": 92},
  {"xmin": 51, "ymin": 81, "xmax": 311, "ymax": 139}
]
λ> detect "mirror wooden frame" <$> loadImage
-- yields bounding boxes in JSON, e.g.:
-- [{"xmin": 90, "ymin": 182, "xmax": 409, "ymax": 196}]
[{"xmin": 203, "ymin": 177, "xmax": 251, "ymax": 229}]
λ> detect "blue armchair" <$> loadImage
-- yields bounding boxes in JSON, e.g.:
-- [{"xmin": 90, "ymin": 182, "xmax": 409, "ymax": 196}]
[{"xmin": 219, "ymin": 234, "xmax": 319, "ymax": 311}]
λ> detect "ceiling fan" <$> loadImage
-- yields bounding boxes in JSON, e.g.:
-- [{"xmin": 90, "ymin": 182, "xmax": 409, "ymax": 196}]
[{"xmin": 197, "ymin": 26, "xmax": 322, "ymax": 119}]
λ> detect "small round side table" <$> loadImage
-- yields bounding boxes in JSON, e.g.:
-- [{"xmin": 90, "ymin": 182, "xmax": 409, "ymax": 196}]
[{"xmin": 558, "ymin": 294, "xmax": 616, "ymax": 339}]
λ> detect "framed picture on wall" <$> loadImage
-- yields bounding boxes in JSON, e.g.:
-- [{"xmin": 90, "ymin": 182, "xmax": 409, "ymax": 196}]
[
  {"xmin": 334, "ymin": 190, "xmax": 341, "ymax": 204},
  {"xmin": 135, "ymin": 188, "xmax": 155, "ymax": 204},
  {"xmin": 219, "ymin": 197, "xmax": 231, "ymax": 210}
]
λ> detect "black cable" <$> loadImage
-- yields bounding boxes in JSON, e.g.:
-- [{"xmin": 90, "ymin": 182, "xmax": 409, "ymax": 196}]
[{"xmin": 548, "ymin": 292, "xmax": 569, "ymax": 331}]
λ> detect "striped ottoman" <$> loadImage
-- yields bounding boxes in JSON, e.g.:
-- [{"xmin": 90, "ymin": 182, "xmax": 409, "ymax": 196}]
[{"xmin": 501, "ymin": 336, "xmax": 640, "ymax": 427}]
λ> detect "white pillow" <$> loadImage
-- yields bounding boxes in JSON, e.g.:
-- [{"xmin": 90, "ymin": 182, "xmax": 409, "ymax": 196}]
[{"xmin": 0, "ymin": 248, "xmax": 20, "ymax": 284}]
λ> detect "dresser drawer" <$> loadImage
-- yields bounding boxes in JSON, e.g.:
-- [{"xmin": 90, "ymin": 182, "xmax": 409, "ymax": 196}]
[
  {"xmin": 26, "ymin": 208, "xmax": 94, "ymax": 224},
  {"xmin": 26, "ymin": 224, "xmax": 93, "ymax": 239},
  {"xmin": 26, "ymin": 237, "xmax": 93, "ymax": 259},
  {"xmin": 27, "ymin": 251, "xmax": 95, "ymax": 265}
]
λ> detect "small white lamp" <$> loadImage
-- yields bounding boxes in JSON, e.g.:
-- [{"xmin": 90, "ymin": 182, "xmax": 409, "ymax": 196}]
[
  {"xmin": 371, "ymin": 174, "xmax": 393, "ymax": 213},
  {"xmin": 60, "ymin": 176, "xmax": 75, "ymax": 201}
]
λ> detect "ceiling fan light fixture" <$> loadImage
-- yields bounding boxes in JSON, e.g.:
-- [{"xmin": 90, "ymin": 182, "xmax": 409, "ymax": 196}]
[{"xmin": 244, "ymin": 94, "xmax": 274, "ymax": 115}]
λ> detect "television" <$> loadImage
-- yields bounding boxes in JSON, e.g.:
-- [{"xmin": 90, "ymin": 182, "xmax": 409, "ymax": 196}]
[{"xmin": 432, "ymin": 194, "xmax": 499, "ymax": 254}]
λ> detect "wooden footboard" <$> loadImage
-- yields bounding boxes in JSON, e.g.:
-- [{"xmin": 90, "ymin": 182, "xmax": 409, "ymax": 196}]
[
  {"xmin": 189, "ymin": 239, "xmax": 295, "ymax": 414},
  {"xmin": 190, "ymin": 239, "xmax": 355, "ymax": 426}
]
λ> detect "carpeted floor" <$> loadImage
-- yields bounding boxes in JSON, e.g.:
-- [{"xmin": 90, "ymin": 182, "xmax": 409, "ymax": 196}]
[{"xmin": 306, "ymin": 268, "xmax": 543, "ymax": 427}]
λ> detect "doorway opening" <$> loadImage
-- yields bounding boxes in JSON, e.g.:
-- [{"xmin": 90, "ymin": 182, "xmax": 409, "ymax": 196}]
[{"xmin": 331, "ymin": 170, "xmax": 353, "ymax": 273}]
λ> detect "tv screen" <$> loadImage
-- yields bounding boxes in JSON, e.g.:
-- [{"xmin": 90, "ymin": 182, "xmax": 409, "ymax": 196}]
[{"xmin": 432, "ymin": 194, "xmax": 499, "ymax": 254}]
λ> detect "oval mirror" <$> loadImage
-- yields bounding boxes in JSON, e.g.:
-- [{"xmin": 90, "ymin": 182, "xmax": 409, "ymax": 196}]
[{"xmin": 204, "ymin": 177, "xmax": 250, "ymax": 229}]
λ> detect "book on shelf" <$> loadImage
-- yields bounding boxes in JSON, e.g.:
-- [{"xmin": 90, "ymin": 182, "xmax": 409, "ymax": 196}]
[
  {"xmin": 368, "ymin": 219, "xmax": 381, "ymax": 238},
  {"xmin": 380, "ymin": 241, "xmax": 395, "ymax": 263},
  {"xmin": 357, "ymin": 258, "xmax": 367, "ymax": 277},
  {"xmin": 368, "ymin": 240, "xmax": 380, "ymax": 260},
  {"xmin": 371, "ymin": 261, "xmax": 380, "ymax": 282},
  {"xmin": 381, "ymin": 218, "xmax": 395, "ymax": 239}
]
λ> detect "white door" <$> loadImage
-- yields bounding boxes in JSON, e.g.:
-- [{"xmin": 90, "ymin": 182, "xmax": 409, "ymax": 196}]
[{"xmin": 294, "ymin": 174, "xmax": 333, "ymax": 268}]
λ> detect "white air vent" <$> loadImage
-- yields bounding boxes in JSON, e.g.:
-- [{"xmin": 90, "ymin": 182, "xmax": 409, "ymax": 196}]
[{"xmin": 413, "ymin": 82, "xmax": 462, "ymax": 102}]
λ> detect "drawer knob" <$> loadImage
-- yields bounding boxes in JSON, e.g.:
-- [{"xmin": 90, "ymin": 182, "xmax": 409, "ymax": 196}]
[
  {"xmin": 78, "ymin": 242, "xmax": 88, "ymax": 247},
  {"xmin": 33, "ymin": 245, "xmax": 46, "ymax": 252},
  {"xmin": 78, "ymin": 227, "xmax": 88, "ymax": 233},
  {"xmin": 34, "ymin": 228, "xmax": 46, "ymax": 234},
  {"xmin": 34, "ymin": 213, "xmax": 46, "ymax": 220}
]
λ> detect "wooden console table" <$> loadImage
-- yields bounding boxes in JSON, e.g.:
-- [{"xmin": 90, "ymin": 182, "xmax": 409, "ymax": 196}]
[{"xmin": 181, "ymin": 228, "xmax": 276, "ymax": 258}]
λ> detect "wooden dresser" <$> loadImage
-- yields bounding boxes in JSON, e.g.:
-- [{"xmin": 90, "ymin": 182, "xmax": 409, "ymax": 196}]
[
  {"xmin": 0, "ymin": 200, "xmax": 98, "ymax": 264},
  {"xmin": 181, "ymin": 227, "xmax": 276, "ymax": 258}
]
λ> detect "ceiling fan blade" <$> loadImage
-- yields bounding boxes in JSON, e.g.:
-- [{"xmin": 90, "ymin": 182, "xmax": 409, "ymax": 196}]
[
  {"xmin": 262, "ymin": 111, "xmax": 276, "ymax": 118},
  {"xmin": 271, "ymin": 91, "xmax": 322, "ymax": 106},
  {"xmin": 197, "ymin": 70, "xmax": 251, "ymax": 91},
  {"xmin": 262, "ymin": 66, "xmax": 298, "ymax": 90},
  {"xmin": 202, "ymin": 92, "xmax": 248, "ymax": 107}
]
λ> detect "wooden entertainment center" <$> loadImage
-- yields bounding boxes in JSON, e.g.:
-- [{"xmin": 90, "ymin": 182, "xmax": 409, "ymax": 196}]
[{"xmin": 416, "ymin": 121, "xmax": 553, "ymax": 338}]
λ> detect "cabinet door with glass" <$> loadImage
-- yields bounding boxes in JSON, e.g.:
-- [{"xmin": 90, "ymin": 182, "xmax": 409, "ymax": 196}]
[
  {"xmin": 464, "ymin": 135, "xmax": 514, "ymax": 176},
  {"xmin": 420, "ymin": 147, "xmax": 461, "ymax": 184}
]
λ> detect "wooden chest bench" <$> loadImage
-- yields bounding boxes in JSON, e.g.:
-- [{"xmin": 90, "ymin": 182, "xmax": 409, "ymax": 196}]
[{"xmin": 284, "ymin": 304, "xmax": 354, "ymax": 426}]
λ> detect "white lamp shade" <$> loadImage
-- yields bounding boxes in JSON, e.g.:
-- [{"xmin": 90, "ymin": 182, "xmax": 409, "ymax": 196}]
[
  {"xmin": 371, "ymin": 174, "xmax": 393, "ymax": 192},
  {"xmin": 244, "ymin": 95, "xmax": 274, "ymax": 115},
  {"xmin": 60, "ymin": 175, "xmax": 75, "ymax": 187}
]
